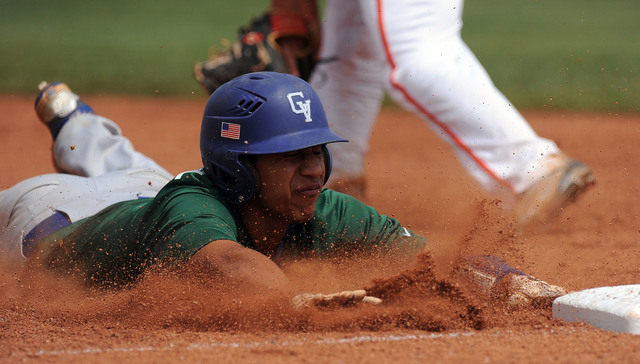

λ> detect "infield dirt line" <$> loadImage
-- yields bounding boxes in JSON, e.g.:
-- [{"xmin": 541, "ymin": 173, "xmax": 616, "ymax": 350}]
[
  {"xmin": 10, "ymin": 331, "xmax": 478, "ymax": 358},
  {"xmin": 8, "ymin": 327, "xmax": 594, "ymax": 359}
]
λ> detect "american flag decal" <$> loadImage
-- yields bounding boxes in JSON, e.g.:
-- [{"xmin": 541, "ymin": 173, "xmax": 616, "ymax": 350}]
[{"xmin": 220, "ymin": 122, "xmax": 241, "ymax": 139}]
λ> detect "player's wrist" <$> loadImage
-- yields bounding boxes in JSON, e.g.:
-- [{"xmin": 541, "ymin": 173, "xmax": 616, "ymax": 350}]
[{"xmin": 269, "ymin": 11, "xmax": 318, "ymax": 57}]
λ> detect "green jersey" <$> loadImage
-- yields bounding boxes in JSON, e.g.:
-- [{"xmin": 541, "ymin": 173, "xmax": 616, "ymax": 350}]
[{"xmin": 38, "ymin": 169, "xmax": 427, "ymax": 286}]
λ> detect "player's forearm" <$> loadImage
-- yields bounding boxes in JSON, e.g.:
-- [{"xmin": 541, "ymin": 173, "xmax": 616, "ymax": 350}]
[
  {"xmin": 270, "ymin": 0, "xmax": 318, "ymax": 16},
  {"xmin": 185, "ymin": 240, "xmax": 293, "ymax": 295},
  {"xmin": 270, "ymin": 0, "xmax": 320, "ymax": 36}
]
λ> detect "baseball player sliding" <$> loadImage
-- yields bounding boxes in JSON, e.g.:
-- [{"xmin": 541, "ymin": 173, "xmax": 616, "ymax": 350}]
[
  {"xmin": 0, "ymin": 72, "xmax": 565, "ymax": 308},
  {"xmin": 195, "ymin": 0, "xmax": 596, "ymax": 226}
]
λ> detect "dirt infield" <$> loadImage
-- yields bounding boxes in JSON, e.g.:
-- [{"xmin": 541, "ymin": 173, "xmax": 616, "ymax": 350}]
[{"xmin": 1, "ymin": 95, "xmax": 640, "ymax": 362}]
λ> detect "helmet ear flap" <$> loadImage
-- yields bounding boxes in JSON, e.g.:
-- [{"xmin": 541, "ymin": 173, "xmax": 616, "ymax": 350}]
[
  {"xmin": 239, "ymin": 155, "xmax": 261, "ymax": 199},
  {"xmin": 203, "ymin": 158, "xmax": 260, "ymax": 205},
  {"xmin": 322, "ymin": 144, "xmax": 333, "ymax": 184}
]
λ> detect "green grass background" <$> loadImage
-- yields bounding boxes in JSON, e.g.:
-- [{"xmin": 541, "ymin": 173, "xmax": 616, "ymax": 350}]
[{"xmin": 1, "ymin": 0, "xmax": 638, "ymax": 112}]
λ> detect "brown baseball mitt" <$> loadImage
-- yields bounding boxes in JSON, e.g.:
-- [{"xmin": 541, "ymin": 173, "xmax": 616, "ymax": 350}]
[{"xmin": 194, "ymin": 12, "xmax": 317, "ymax": 94}]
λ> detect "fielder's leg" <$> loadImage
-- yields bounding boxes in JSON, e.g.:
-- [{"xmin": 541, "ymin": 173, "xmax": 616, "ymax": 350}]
[
  {"xmin": 310, "ymin": 0, "xmax": 388, "ymax": 199},
  {"xmin": 359, "ymin": 0, "xmax": 594, "ymax": 222}
]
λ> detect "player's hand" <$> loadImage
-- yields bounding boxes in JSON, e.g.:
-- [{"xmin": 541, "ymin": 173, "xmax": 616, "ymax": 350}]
[
  {"xmin": 454, "ymin": 255, "xmax": 567, "ymax": 308},
  {"xmin": 506, "ymin": 274, "xmax": 568, "ymax": 308},
  {"xmin": 292, "ymin": 289, "xmax": 382, "ymax": 309}
]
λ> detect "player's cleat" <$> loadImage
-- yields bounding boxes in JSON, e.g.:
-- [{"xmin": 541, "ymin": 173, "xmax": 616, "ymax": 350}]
[
  {"xmin": 513, "ymin": 153, "xmax": 595, "ymax": 226},
  {"xmin": 455, "ymin": 255, "xmax": 567, "ymax": 308},
  {"xmin": 34, "ymin": 81, "xmax": 94, "ymax": 139}
]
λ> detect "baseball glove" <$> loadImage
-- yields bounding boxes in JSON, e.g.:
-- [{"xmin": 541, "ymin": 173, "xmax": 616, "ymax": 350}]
[{"xmin": 194, "ymin": 12, "xmax": 317, "ymax": 94}]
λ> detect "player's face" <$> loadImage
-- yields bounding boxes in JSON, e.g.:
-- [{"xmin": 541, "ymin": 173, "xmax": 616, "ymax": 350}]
[{"xmin": 251, "ymin": 145, "xmax": 325, "ymax": 223}]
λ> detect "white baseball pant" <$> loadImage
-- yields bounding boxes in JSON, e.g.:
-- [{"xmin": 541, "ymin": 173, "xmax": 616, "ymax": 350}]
[
  {"xmin": 312, "ymin": 0, "xmax": 560, "ymax": 199},
  {"xmin": 0, "ymin": 113, "xmax": 172, "ymax": 268}
]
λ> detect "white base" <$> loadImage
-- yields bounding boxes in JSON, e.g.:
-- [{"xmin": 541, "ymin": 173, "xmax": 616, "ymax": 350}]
[{"xmin": 552, "ymin": 284, "xmax": 640, "ymax": 335}]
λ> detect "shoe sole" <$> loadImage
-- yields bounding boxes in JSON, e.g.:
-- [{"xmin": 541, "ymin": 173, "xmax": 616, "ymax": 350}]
[
  {"xmin": 518, "ymin": 160, "xmax": 596, "ymax": 226},
  {"xmin": 557, "ymin": 161, "xmax": 596, "ymax": 207}
]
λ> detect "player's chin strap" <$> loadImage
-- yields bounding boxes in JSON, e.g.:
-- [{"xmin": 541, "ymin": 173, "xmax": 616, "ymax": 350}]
[{"xmin": 292, "ymin": 289, "xmax": 382, "ymax": 310}]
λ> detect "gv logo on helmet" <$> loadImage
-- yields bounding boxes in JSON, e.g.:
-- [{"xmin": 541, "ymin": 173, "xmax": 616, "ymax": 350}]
[{"xmin": 286, "ymin": 92, "xmax": 312, "ymax": 122}]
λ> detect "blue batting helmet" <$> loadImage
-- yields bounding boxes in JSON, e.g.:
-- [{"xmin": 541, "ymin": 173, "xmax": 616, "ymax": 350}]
[{"xmin": 200, "ymin": 71, "xmax": 347, "ymax": 204}]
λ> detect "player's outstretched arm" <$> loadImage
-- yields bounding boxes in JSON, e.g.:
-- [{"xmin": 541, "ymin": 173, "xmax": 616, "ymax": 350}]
[{"xmin": 183, "ymin": 240, "xmax": 293, "ymax": 295}]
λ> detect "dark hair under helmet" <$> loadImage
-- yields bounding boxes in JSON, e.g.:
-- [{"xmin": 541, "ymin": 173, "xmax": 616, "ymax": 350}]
[{"xmin": 200, "ymin": 71, "xmax": 347, "ymax": 204}]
